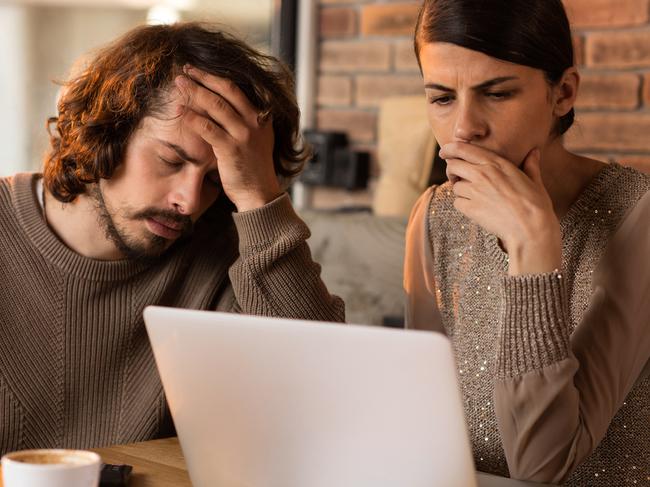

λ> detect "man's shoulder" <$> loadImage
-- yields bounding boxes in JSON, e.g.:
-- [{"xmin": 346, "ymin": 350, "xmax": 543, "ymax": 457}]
[{"xmin": 0, "ymin": 172, "xmax": 39, "ymax": 209}]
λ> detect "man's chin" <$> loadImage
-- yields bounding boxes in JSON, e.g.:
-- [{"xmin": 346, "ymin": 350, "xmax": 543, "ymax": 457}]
[{"xmin": 117, "ymin": 235, "xmax": 172, "ymax": 261}]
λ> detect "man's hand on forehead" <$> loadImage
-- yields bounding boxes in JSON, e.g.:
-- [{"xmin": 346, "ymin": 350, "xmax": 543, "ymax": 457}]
[{"xmin": 174, "ymin": 65, "xmax": 281, "ymax": 212}]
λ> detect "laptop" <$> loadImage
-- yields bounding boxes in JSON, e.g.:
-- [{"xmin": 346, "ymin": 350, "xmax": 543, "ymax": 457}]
[{"xmin": 143, "ymin": 306, "xmax": 478, "ymax": 487}]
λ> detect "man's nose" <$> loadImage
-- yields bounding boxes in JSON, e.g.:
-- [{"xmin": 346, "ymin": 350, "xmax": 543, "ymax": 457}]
[
  {"xmin": 170, "ymin": 172, "xmax": 202, "ymax": 216},
  {"xmin": 453, "ymin": 100, "xmax": 488, "ymax": 142}
]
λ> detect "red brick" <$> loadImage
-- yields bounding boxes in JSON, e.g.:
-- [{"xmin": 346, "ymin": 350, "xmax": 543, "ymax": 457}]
[
  {"xmin": 562, "ymin": 0, "xmax": 649, "ymax": 28},
  {"xmin": 616, "ymin": 155, "xmax": 650, "ymax": 174},
  {"xmin": 585, "ymin": 31, "xmax": 650, "ymax": 69},
  {"xmin": 317, "ymin": 75, "xmax": 353, "ymax": 106},
  {"xmin": 355, "ymin": 75, "xmax": 424, "ymax": 107},
  {"xmin": 316, "ymin": 109, "xmax": 378, "ymax": 144},
  {"xmin": 320, "ymin": 41, "xmax": 391, "ymax": 72},
  {"xmin": 320, "ymin": 7, "xmax": 357, "ymax": 38},
  {"xmin": 575, "ymin": 73, "xmax": 640, "ymax": 110},
  {"xmin": 565, "ymin": 113, "xmax": 650, "ymax": 152},
  {"xmin": 573, "ymin": 34, "xmax": 584, "ymax": 66},
  {"xmin": 643, "ymin": 74, "xmax": 650, "ymax": 107},
  {"xmin": 394, "ymin": 39, "xmax": 420, "ymax": 71},
  {"xmin": 361, "ymin": 2, "xmax": 421, "ymax": 36}
]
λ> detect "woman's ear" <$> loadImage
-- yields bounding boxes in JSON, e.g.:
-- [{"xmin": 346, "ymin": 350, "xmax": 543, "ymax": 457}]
[{"xmin": 553, "ymin": 67, "xmax": 580, "ymax": 117}]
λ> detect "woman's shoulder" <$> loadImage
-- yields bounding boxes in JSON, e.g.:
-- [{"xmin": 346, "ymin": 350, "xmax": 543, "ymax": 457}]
[
  {"xmin": 602, "ymin": 162, "xmax": 650, "ymax": 223},
  {"xmin": 582, "ymin": 163, "xmax": 650, "ymax": 262},
  {"xmin": 408, "ymin": 182, "xmax": 467, "ymax": 230},
  {"xmin": 567, "ymin": 162, "xmax": 649, "ymax": 231},
  {"xmin": 429, "ymin": 181, "xmax": 457, "ymax": 210},
  {"xmin": 608, "ymin": 162, "xmax": 650, "ymax": 197}
]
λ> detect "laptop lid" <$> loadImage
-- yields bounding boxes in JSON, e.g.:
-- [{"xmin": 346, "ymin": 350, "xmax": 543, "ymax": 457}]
[{"xmin": 144, "ymin": 306, "xmax": 477, "ymax": 487}]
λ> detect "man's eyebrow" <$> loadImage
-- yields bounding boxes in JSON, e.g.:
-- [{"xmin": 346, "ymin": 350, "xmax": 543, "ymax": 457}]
[
  {"xmin": 424, "ymin": 76, "xmax": 519, "ymax": 92},
  {"xmin": 157, "ymin": 139, "xmax": 200, "ymax": 163}
]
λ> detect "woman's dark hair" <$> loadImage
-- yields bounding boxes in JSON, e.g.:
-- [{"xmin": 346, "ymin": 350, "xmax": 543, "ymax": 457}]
[
  {"xmin": 414, "ymin": 0, "xmax": 575, "ymax": 135},
  {"xmin": 45, "ymin": 22, "xmax": 307, "ymax": 203}
]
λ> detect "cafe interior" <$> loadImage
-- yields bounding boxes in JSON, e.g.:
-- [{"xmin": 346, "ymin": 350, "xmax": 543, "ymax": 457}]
[{"xmin": 0, "ymin": 0, "xmax": 648, "ymax": 486}]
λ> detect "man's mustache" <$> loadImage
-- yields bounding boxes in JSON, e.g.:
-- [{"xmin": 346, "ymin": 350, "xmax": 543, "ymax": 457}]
[{"xmin": 132, "ymin": 208, "xmax": 193, "ymax": 236}]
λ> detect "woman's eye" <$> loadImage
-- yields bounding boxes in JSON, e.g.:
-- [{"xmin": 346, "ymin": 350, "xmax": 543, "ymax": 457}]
[
  {"xmin": 486, "ymin": 91, "xmax": 513, "ymax": 100},
  {"xmin": 429, "ymin": 95, "xmax": 454, "ymax": 106}
]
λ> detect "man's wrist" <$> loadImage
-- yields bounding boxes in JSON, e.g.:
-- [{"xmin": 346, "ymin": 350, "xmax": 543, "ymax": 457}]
[{"xmin": 233, "ymin": 188, "xmax": 284, "ymax": 213}]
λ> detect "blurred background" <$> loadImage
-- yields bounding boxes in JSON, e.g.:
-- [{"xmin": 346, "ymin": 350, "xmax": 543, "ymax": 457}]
[{"xmin": 1, "ymin": 0, "xmax": 649, "ymax": 326}]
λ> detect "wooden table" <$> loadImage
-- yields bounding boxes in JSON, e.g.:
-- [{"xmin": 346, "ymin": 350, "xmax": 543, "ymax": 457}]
[
  {"xmin": 92, "ymin": 437, "xmax": 190, "ymax": 487},
  {"xmin": 0, "ymin": 437, "xmax": 550, "ymax": 486}
]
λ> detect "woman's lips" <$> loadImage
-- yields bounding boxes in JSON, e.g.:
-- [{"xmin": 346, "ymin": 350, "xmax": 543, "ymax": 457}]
[{"xmin": 145, "ymin": 217, "xmax": 183, "ymax": 239}]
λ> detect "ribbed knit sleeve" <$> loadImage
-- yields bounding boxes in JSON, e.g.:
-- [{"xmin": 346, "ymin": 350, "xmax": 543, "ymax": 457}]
[
  {"xmin": 497, "ymin": 272, "xmax": 570, "ymax": 379},
  {"xmin": 228, "ymin": 193, "xmax": 345, "ymax": 322},
  {"xmin": 493, "ymin": 190, "xmax": 650, "ymax": 484}
]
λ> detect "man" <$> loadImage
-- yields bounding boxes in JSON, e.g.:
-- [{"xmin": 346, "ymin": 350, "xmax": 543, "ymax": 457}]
[{"xmin": 0, "ymin": 23, "xmax": 344, "ymax": 454}]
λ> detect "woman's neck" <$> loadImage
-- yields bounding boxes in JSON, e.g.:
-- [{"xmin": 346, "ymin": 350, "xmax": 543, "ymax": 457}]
[{"xmin": 539, "ymin": 140, "xmax": 606, "ymax": 221}]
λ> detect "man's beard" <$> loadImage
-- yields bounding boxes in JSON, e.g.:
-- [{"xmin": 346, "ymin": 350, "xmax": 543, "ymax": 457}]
[{"xmin": 90, "ymin": 185, "xmax": 193, "ymax": 260}]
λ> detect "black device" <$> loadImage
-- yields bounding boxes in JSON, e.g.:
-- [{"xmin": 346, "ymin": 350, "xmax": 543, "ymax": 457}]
[
  {"xmin": 99, "ymin": 463, "xmax": 133, "ymax": 487},
  {"xmin": 300, "ymin": 130, "xmax": 369, "ymax": 190}
]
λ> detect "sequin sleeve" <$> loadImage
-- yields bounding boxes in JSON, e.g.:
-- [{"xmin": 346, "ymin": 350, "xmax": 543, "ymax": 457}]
[
  {"xmin": 404, "ymin": 186, "xmax": 444, "ymax": 333},
  {"xmin": 493, "ymin": 190, "xmax": 650, "ymax": 484}
]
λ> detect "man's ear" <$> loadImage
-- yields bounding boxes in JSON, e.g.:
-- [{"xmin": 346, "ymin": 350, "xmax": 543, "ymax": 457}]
[{"xmin": 553, "ymin": 67, "xmax": 580, "ymax": 118}]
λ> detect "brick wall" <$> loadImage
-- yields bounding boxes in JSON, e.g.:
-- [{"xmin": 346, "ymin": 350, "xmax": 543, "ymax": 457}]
[{"xmin": 313, "ymin": 0, "xmax": 650, "ymax": 207}]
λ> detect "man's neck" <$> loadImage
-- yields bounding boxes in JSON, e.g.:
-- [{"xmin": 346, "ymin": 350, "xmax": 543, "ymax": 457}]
[
  {"xmin": 43, "ymin": 187, "xmax": 124, "ymax": 260},
  {"xmin": 540, "ymin": 141, "xmax": 606, "ymax": 221}
]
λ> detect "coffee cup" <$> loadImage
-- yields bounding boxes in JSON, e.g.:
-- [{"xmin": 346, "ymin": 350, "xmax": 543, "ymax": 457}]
[{"xmin": 1, "ymin": 448, "xmax": 100, "ymax": 487}]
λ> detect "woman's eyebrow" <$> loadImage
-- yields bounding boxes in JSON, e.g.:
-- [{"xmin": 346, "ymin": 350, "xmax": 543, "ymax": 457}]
[
  {"xmin": 424, "ymin": 76, "xmax": 519, "ymax": 92},
  {"xmin": 473, "ymin": 76, "xmax": 519, "ymax": 90}
]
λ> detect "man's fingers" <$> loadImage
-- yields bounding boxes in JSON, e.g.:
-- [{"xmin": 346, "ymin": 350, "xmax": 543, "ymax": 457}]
[
  {"xmin": 184, "ymin": 66, "xmax": 260, "ymax": 125},
  {"xmin": 175, "ymin": 75, "xmax": 248, "ymax": 139},
  {"xmin": 181, "ymin": 107, "xmax": 230, "ymax": 153}
]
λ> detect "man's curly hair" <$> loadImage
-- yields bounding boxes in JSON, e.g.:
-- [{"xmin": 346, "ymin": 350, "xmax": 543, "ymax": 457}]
[{"xmin": 45, "ymin": 22, "xmax": 307, "ymax": 203}]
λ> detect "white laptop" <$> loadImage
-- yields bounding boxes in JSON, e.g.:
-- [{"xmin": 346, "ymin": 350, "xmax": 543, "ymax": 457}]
[{"xmin": 143, "ymin": 306, "xmax": 478, "ymax": 487}]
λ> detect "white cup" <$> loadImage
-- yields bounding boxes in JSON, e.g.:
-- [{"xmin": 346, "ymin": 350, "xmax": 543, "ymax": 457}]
[{"xmin": 1, "ymin": 448, "xmax": 101, "ymax": 487}]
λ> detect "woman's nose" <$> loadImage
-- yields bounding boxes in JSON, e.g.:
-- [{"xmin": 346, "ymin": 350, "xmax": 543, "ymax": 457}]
[{"xmin": 453, "ymin": 101, "xmax": 489, "ymax": 142}]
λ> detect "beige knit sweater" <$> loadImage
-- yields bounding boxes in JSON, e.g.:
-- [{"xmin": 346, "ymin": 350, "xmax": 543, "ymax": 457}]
[
  {"xmin": 0, "ymin": 173, "xmax": 344, "ymax": 455},
  {"xmin": 404, "ymin": 162, "xmax": 649, "ymax": 486}
]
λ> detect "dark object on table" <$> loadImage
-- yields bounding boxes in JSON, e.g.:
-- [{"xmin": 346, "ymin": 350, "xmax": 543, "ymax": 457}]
[
  {"xmin": 300, "ymin": 130, "xmax": 370, "ymax": 190},
  {"xmin": 100, "ymin": 463, "xmax": 133, "ymax": 486}
]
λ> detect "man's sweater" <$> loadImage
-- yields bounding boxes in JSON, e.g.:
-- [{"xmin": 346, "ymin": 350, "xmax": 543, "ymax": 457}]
[{"xmin": 0, "ymin": 173, "xmax": 344, "ymax": 454}]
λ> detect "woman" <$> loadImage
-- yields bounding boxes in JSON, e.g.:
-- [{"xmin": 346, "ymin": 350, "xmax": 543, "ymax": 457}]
[{"xmin": 404, "ymin": 0, "xmax": 650, "ymax": 485}]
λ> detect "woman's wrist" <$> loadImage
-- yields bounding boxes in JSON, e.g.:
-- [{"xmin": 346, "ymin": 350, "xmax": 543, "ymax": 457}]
[{"xmin": 505, "ymin": 224, "xmax": 562, "ymax": 276}]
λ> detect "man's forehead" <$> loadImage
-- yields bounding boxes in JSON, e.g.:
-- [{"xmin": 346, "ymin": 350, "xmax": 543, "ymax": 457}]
[{"xmin": 130, "ymin": 85, "xmax": 218, "ymax": 164}]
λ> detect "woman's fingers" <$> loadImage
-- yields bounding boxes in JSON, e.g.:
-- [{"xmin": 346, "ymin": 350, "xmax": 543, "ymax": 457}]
[
  {"xmin": 522, "ymin": 148, "xmax": 543, "ymax": 185},
  {"xmin": 450, "ymin": 179, "xmax": 473, "ymax": 199},
  {"xmin": 440, "ymin": 142, "xmax": 511, "ymax": 168},
  {"xmin": 446, "ymin": 158, "xmax": 483, "ymax": 184}
]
